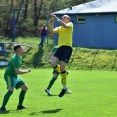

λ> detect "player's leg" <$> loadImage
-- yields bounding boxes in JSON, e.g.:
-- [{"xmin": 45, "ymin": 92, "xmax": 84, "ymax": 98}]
[
  {"xmin": 51, "ymin": 48, "xmax": 61, "ymax": 73},
  {"xmin": 51, "ymin": 56, "xmax": 60, "ymax": 73},
  {"xmin": 60, "ymin": 70, "xmax": 72, "ymax": 94},
  {"xmin": 59, "ymin": 61, "xmax": 68, "ymax": 97},
  {"xmin": 16, "ymin": 77, "xmax": 28, "ymax": 110},
  {"xmin": 60, "ymin": 61, "xmax": 67, "ymax": 88},
  {"xmin": 59, "ymin": 46, "xmax": 72, "ymax": 97},
  {"xmin": 45, "ymin": 70, "xmax": 59, "ymax": 95},
  {"xmin": 0, "ymin": 76, "xmax": 15, "ymax": 112}
]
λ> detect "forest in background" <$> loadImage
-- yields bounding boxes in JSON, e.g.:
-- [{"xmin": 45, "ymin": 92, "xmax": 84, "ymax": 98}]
[{"xmin": 0, "ymin": 0, "xmax": 94, "ymax": 38}]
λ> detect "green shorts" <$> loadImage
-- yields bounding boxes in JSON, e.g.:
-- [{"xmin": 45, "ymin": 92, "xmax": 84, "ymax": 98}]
[{"xmin": 4, "ymin": 75, "xmax": 25, "ymax": 89}]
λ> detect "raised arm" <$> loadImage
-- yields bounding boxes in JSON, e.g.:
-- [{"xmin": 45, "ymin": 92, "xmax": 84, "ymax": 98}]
[
  {"xmin": 50, "ymin": 14, "xmax": 70, "ymax": 28},
  {"xmin": 48, "ymin": 18, "xmax": 55, "ymax": 34}
]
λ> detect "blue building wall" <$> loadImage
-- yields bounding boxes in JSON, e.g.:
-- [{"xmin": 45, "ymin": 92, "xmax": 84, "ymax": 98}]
[
  {"xmin": 54, "ymin": 14, "xmax": 117, "ymax": 49},
  {"xmin": 74, "ymin": 15, "xmax": 98, "ymax": 48},
  {"xmin": 98, "ymin": 14, "xmax": 117, "ymax": 49}
]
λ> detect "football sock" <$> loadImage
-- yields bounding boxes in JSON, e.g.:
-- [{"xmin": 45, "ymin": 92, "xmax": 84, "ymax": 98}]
[
  {"xmin": 61, "ymin": 71, "xmax": 67, "ymax": 88},
  {"xmin": 18, "ymin": 90, "xmax": 26, "ymax": 106},
  {"xmin": 54, "ymin": 65, "xmax": 60, "ymax": 73},
  {"xmin": 47, "ymin": 77, "xmax": 57, "ymax": 90},
  {"xmin": 1, "ymin": 91, "xmax": 13, "ymax": 108}
]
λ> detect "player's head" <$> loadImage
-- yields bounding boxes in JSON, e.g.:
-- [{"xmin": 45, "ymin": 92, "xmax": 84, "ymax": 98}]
[
  {"xmin": 61, "ymin": 15, "xmax": 70, "ymax": 23},
  {"xmin": 14, "ymin": 44, "xmax": 23, "ymax": 55}
]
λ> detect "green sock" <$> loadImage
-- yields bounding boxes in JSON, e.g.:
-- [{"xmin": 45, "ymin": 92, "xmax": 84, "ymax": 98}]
[
  {"xmin": 47, "ymin": 77, "xmax": 57, "ymax": 90},
  {"xmin": 2, "ymin": 91, "xmax": 13, "ymax": 108},
  {"xmin": 18, "ymin": 90, "xmax": 26, "ymax": 106}
]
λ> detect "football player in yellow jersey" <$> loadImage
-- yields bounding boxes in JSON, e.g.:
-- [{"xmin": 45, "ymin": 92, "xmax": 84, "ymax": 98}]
[
  {"xmin": 49, "ymin": 14, "xmax": 73, "ymax": 97},
  {"xmin": 45, "ymin": 46, "xmax": 72, "ymax": 95}
]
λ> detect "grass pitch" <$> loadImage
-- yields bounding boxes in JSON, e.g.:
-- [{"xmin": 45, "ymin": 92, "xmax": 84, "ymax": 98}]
[{"xmin": 0, "ymin": 69, "xmax": 117, "ymax": 117}]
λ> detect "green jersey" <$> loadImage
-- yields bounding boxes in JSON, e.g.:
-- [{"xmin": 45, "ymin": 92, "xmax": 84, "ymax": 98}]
[{"xmin": 4, "ymin": 54, "xmax": 22, "ymax": 77}]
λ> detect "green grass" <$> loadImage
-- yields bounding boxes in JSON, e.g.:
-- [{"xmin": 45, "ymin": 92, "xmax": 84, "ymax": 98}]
[
  {"xmin": 1, "ymin": 37, "xmax": 117, "ymax": 70},
  {"xmin": 0, "ymin": 69, "xmax": 117, "ymax": 117}
]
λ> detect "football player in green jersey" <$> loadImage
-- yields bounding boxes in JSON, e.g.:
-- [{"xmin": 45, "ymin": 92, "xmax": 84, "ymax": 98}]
[{"xmin": 0, "ymin": 45, "xmax": 31, "ymax": 112}]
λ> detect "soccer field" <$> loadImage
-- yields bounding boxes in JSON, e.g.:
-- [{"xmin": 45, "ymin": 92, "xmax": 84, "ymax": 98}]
[{"xmin": 0, "ymin": 69, "xmax": 117, "ymax": 117}]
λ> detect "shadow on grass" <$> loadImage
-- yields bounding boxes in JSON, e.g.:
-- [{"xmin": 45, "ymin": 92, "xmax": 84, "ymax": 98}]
[
  {"xmin": 41, "ymin": 108, "xmax": 62, "ymax": 113},
  {"xmin": 0, "ymin": 111, "xmax": 9, "ymax": 114},
  {"xmin": 33, "ymin": 44, "xmax": 54, "ymax": 68},
  {"xmin": 33, "ymin": 47, "xmax": 44, "ymax": 68},
  {"xmin": 29, "ymin": 108, "xmax": 62, "ymax": 115},
  {"xmin": 46, "ymin": 94, "xmax": 58, "ymax": 97},
  {"xmin": 0, "ymin": 109, "xmax": 22, "ymax": 114},
  {"xmin": 50, "ymin": 94, "xmax": 58, "ymax": 96},
  {"xmin": 42, "ymin": 93, "xmax": 58, "ymax": 97}
]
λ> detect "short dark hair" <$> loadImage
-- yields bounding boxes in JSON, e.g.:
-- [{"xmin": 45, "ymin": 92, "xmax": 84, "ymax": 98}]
[{"xmin": 14, "ymin": 44, "xmax": 21, "ymax": 51}]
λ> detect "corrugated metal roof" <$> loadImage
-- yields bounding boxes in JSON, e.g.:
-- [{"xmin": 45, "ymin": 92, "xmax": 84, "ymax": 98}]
[{"xmin": 53, "ymin": 0, "xmax": 117, "ymax": 14}]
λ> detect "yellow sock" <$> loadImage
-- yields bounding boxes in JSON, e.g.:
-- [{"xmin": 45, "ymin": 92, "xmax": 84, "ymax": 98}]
[
  {"xmin": 61, "ymin": 72, "xmax": 67, "ymax": 86},
  {"xmin": 54, "ymin": 65, "xmax": 60, "ymax": 73}
]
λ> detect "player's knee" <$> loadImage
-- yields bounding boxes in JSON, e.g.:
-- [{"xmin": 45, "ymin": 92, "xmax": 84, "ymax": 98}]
[
  {"xmin": 60, "ymin": 67, "xmax": 65, "ymax": 72},
  {"xmin": 51, "ymin": 62, "xmax": 56, "ymax": 68},
  {"xmin": 21, "ymin": 84, "xmax": 28, "ymax": 91},
  {"xmin": 24, "ymin": 85, "xmax": 28, "ymax": 91},
  {"xmin": 8, "ymin": 87, "xmax": 14, "ymax": 92}
]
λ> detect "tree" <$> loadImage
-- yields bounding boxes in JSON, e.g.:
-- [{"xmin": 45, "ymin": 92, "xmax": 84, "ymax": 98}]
[
  {"xmin": 23, "ymin": 0, "xmax": 29, "ymax": 19},
  {"xmin": 33, "ymin": 0, "xmax": 38, "ymax": 26},
  {"xmin": 83, "ymin": 0, "xmax": 86, "ymax": 3},
  {"xmin": 33, "ymin": 0, "xmax": 43, "ymax": 26},
  {"xmin": 37, "ymin": 0, "xmax": 43, "ymax": 23},
  {"xmin": 15, "ymin": 0, "xmax": 25, "ymax": 25},
  {"xmin": 70, "ymin": 0, "xmax": 94, "ymax": 6},
  {"xmin": 4, "ymin": 0, "xmax": 14, "ymax": 37}
]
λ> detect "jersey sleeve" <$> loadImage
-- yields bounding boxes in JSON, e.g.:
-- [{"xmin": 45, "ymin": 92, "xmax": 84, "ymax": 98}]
[
  {"xmin": 67, "ymin": 22, "xmax": 73, "ymax": 28},
  {"xmin": 53, "ymin": 27, "xmax": 60, "ymax": 33}
]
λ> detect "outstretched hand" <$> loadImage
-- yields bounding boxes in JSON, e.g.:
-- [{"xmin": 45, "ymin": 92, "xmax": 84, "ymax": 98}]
[
  {"xmin": 50, "ymin": 13, "xmax": 57, "ymax": 20},
  {"xmin": 49, "ymin": 18, "xmax": 54, "ymax": 24}
]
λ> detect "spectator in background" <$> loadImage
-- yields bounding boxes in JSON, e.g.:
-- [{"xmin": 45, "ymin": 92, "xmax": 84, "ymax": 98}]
[{"xmin": 39, "ymin": 24, "xmax": 48, "ymax": 48}]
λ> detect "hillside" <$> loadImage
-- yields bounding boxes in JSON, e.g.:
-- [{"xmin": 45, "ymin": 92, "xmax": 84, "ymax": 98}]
[{"xmin": 0, "ymin": 37, "xmax": 117, "ymax": 70}]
